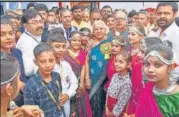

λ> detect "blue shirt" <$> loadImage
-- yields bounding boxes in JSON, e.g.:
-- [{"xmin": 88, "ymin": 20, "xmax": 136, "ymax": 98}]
[
  {"xmin": 24, "ymin": 71, "xmax": 63, "ymax": 117},
  {"xmin": 65, "ymin": 26, "xmax": 78, "ymax": 40}
]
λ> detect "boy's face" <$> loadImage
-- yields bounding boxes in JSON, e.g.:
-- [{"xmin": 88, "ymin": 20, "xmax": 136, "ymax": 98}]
[
  {"xmin": 36, "ymin": 51, "xmax": 56, "ymax": 76},
  {"xmin": 51, "ymin": 41, "xmax": 67, "ymax": 59},
  {"xmin": 1, "ymin": 24, "xmax": 15, "ymax": 50}
]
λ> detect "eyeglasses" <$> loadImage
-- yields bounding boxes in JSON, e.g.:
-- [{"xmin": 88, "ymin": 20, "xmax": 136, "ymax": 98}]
[
  {"xmin": 28, "ymin": 20, "xmax": 44, "ymax": 25},
  {"xmin": 115, "ymin": 18, "xmax": 126, "ymax": 22}
]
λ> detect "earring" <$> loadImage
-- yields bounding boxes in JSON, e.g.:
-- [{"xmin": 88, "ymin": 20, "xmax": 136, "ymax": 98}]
[{"xmin": 9, "ymin": 96, "xmax": 18, "ymax": 110}]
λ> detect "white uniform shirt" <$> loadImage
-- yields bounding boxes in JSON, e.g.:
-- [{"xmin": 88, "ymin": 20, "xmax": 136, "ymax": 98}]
[
  {"xmin": 53, "ymin": 60, "xmax": 78, "ymax": 117},
  {"xmin": 16, "ymin": 30, "xmax": 41, "ymax": 76}
]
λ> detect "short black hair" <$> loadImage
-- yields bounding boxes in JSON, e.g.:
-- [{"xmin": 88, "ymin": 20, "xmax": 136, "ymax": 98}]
[
  {"xmin": 137, "ymin": 11, "xmax": 149, "ymax": 19},
  {"xmin": 71, "ymin": 5, "xmax": 83, "ymax": 12},
  {"xmin": 175, "ymin": 17, "xmax": 179, "ymax": 26},
  {"xmin": 90, "ymin": 8, "xmax": 101, "ymax": 15},
  {"xmin": 106, "ymin": 14, "xmax": 114, "ymax": 20},
  {"xmin": 27, "ymin": 2, "xmax": 37, "ymax": 10},
  {"xmin": 47, "ymin": 28, "xmax": 66, "ymax": 42},
  {"xmin": 52, "ymin": 7, "xmax": 60, "ymax": 15},
  {"xmin": 48, "ymin": 9, "xmax": 56, "ymax": 14},
  {"xmin": 101, "ymin": 5, "xmax": 112, "ymax": 12},
  {"xmin": 34, "ymin": 3, "xmax": 48, "ymax": 12},
  {"xmin": 33, "ymin": 43, "xmax": 55, "ymax": 59},
  {"xmin": 128, "ymin": 10, "xmax": 137, "ymax": 18},
  {"xmin": 157, "ymin": 2, "xmax": 178, "ymax": 13},
  {"xmin": 60, "ymin": 8, "xmax": 71, "ymax": 16},
  {"xmin": 21, "ymin": 9, "xmax": 42, "ymax": 24}
]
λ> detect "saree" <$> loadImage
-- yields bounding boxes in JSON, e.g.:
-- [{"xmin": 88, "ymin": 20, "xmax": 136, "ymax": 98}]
[
  {"xmin": 64, "ymin": 49, "xmax": 92, "ymax": 117},
  {"xmin": 89, "ymin": 37, "xmax": 112, "ymax": 117},
  {"xmin": 135, "ymin": 82, "xmax": 163, "ymax": 117}
]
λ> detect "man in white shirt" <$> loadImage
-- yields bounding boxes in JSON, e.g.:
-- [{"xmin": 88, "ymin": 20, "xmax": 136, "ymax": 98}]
[
  {"xmin": 149, "ymin": 2, "xmax": 179, "ymax": 82},
  {"xmin": 16, "ymin": 10, "xmax": 44, "ymax": 77}
]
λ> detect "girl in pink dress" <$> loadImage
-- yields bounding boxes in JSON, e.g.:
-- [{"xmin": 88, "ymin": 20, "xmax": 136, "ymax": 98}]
[
  {"xmin": 104, "ymin": 36, "xmax": 126, "ymax": 91},
  {"xmin": 126, "ymin": 37, "xmax": 163, "ymax": 116},
  {"xmin": 63, "ymin": 31, "xmax": 92, "ymax": 117},
  {"xmin": 128, "ymin": 24, "xmax": 145, "ymax": 68}
]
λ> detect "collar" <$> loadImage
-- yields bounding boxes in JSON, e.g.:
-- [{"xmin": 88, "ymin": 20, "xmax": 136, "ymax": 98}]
[
  {"xmin": 72, "ymin": 20, "xmax": 84, "ymax": 25},
  {"xmin": 25, "ymin": 30, "xmax": 41, "ymax": 40},
  {"xmin": 159, "ymin": 22, "xmax": 178, "ymax": 36},
  {"xmin": 35, "ymin": 70, "xmax": 56, "ymax": 84},
  {"xmin": 63, "ymin": 25, "xmax": 73, "ymax": 31}
]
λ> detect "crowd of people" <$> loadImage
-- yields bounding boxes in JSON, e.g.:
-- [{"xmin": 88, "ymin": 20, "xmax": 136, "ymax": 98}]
[{"xmin": 1, "ymin": 2, "xmax": 179, "ymax": 117}]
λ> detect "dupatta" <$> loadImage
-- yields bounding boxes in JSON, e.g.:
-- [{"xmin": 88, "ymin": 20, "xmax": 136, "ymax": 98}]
[{"xmin": 135, "ymin": 82, "xmax": 163, "ymax": 117}]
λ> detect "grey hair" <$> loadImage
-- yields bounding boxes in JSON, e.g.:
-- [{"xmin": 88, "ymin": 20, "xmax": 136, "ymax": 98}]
[{"xmin": 60, "ymin": 8, "xmax": 72, "ymax": 17}]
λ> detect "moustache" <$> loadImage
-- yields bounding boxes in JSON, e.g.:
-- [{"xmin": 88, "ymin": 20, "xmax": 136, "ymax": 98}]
[
  {"xmin": 36, "ymin": 27, "xmax": 43, "ymax": 31},
  {"xmin": 158, "ymin": 18, "xmax": 167, "ymax": 22}
]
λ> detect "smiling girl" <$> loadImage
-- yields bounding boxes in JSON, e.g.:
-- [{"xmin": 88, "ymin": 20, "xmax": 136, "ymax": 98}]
[{"xmin": 135, "ymin": 44, "xmax": 179, "ymax": 117}]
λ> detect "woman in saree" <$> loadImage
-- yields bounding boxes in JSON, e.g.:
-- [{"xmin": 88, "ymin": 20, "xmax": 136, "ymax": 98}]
[
  {"xmin": 126, "ymin": 37, "xmax": 163, "ymax": 116},
  {"xmin": 88, "ymin": 20, "xmax": 113, "ymax": 117},
  {"xmin": 104, "ymin": 35, "xmax": 126, "ymax": 91},
  {"xmin": 135, "ymin": 44, "xmax": 179, "ymax": 117},
  {"xmin": 63, "ymin": 31, "xmax": 92, "ymax": 117}
]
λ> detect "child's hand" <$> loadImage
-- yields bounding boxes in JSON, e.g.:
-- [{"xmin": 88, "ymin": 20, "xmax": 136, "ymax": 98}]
[
  {"xmin": 77, "ymin": 87, "xmax": 84, "ymax": 97},
  {"xmin": 123, "ymin": 113, "xmax": 135, "ymax": 117},
  {"xmin": 12, "ymin": 107, "xmax": 24, "ymax": 117},
  {"xmin": 85, "ymin": 77, "xmax": 91, "ymax": 89},
  {"xmin": 106, "ymin": 107, "xmax": 114, "ymax": 117},
  {"xmin": 21, "ymin": 105, "xmax": 44, "ymax": 117},
  {"xmin": 59, "ymin": 94, "xmax": 69, "ymax": 107}
]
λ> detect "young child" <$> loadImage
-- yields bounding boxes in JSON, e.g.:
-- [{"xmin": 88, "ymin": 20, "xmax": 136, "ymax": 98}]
[
  {"xmin": 23, "ymin": 43, "xmax": 64, "ymax": 117},
  {"xmin": 47, "ymin": 28, "xmax": 78, "ymax": 117},
  {"xmin": 104, "ymin": 35, "xmax": 126, "ymax": 90},
  {"xmin": 63, "ymin": 31, "xmax": 92, "ymax": 117},
  {"xmin": 105, "ymin": 50, "xmax": 132, "ymax": 117},
  {"xmin": 135, "ymin": 44, "xmax": 179, "ymax": 117},
  {"xmin": 79, "ymin": 27, "xmax": 93, "ymax": 53}
]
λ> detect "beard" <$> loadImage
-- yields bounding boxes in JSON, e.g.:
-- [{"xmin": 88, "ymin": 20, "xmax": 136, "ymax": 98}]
[{"xmin": 157, "ymin": 18, "xmax": 174, "ymax": 29}]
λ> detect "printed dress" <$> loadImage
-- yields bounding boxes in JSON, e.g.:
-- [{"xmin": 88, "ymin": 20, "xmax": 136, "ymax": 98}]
[{"xmin": 105, "ymin": 73, "xmax": 132, "ymax": 117}]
